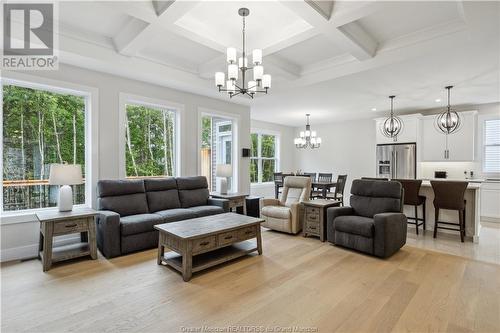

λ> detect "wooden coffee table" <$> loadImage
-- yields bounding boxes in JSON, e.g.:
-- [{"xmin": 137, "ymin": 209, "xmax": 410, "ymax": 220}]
[{"xmin": 155, "ymin": 213, "xmax": 264, "ymax": 281}]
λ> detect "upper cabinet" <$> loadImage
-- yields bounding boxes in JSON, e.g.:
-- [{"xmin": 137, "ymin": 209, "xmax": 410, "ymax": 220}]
[
  {"xmin": 421, "ymin": 111, "xmax": 477, "ymax": 161},
  {"xmin": 375, "ymin": 114, "xmax": 421, "ymax": 144}
]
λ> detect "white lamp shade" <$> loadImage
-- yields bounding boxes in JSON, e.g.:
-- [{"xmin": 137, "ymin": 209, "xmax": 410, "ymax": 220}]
[
  {"xmin": 253, "ymin": 65, "xmax": 263, "ymax": 80},
  {"xmin": 305, "ymin": 130, "xmax": 311, "ymax": 137},
  {"xmin": 317, "ymin": 137, "xmax": 322, "ymax": 144},
  {"xmin": 238, "ymin": 57, "xmax": 248, "ymax": 69},
  {"xmin": 262, "ymin": 74, "xmax": 271, "ymax": 88},
  {"xmin": 249, "ymin": 80, "xmax": 257, "ymax": 92},
  {"xmin": 215, "ymin": 72, "xmax": 225, "ymax": 86},
  {"xmin": 216, "ymin": 164, "xmax": 233, "ymax": 177},
  {"xmin": 311, "ymin": 137, "xmax": 317, "ymax": 145},
  {"xmin": 252, "ymin": 49, "xmax": 262, "ymax": 64},
  {"xmin": 49, "ymin": 164, "xmax": 83, "ymax": 185},
  {"xmin": 300, "ymin": 131, "xmax": 305, "ymax": 138},
  {"xmin": 226, "ymin": 80, "xmax": 235, "ymax": 93},
  {"xmin": 228, "ymin": 64, "xmax": 238, "ymax": 80},
  {"xmin": 226, "ymin": 47, "xmax": 236, "ymax": 63},
  {"xmin": 311, "ymin": 131, "xmax": 317, "ymax": 138}
]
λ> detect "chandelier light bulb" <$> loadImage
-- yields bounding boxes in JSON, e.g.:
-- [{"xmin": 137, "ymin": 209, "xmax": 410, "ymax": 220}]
[
  {"xmin": 317, "ymin": 138, "xmax": 322, "ymax": 144},
  {"xmin": 226, "ymin": 47, "xmax": 236, "ymax": 64},
  {"xmin": 300, "ymin": 131, "xmax": 305, "ymax": 138},
  {"xmin": 252, "ymin": 49, "xmax": 262, "ymax": 65},
  {"xmin": 215, "ymin": 72, "xmax": 225, "ymax": 87},
  {"xmin": 253, "ymin": 65, "xmax": 263, "ymax": 81},
  {"xmin": 228, "ymin": 64, "xmax": 238, "ymax": 80},
  {"xmin": 262, "ymin": 74, "xmax": 271, "ymax": 89},
  {"xmin": 238, "ymin": 57, "xmax": 248, "ymax": 69},
  {"xmin": 311, "ymin": 131, "xmax": 317, "ymax": 138}
]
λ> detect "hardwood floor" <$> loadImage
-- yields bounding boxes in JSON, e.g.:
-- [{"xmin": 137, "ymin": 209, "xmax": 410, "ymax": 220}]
[{"xmin": 2, "ymin": 229, "xmax": 499, "ymax": 333}]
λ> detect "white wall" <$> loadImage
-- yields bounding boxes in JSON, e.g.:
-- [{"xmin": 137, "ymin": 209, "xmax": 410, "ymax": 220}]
[
  {"xmin": 293, "ymin": 118, "xmax": 377, "ymax": 205},
  {"xmin": 249, "ymin": 119, "xmax": 296, "ymax": 198},
  {"xmin": 1, "ymin": 64, "xmax": 250, "ymax": 262}
]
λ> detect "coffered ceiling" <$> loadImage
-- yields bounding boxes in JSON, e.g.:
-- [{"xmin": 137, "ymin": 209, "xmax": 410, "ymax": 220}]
[{"xmin": 6, "ymin": 1, "xmax": 500, "ymax": 125}]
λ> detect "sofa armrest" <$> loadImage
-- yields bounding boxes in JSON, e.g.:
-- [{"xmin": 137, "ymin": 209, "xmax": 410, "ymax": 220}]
[
  {"xmin": 326, "ymin": 206, "xmax": 354, "ymax": 243},
  {"xmin": 289, "ymin": 202, "xmax": 305, "ymax": 234},
  {"xmin": 373, "ymin": 212, "xmax": 407, "ymax": 258},
  {"xmin": 207, "ymin": 198, "xmax": 230, "ymax": 212},
  {"xmin": 261, "ymin": 198, "xmax": 280, "ymax": 207},
  {"xmin": 96, "ymin": 210, "xmax": 121, "ymax": 258}
]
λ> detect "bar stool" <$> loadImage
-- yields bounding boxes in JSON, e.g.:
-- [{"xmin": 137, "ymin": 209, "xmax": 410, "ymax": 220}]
[
  {"xmin": 430, "ymin": 181, "xmax": 468, "ymax": 242},
  {"xmin": 394, "ymin": 179, "xmax": 426, "ymax": 235}
]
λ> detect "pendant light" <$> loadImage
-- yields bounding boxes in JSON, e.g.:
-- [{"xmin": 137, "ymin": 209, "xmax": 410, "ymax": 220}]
[
  {"xmin": 436, "ymin": 86, "xmax": 461, "ymax": 134},
  {"xmin": 381, "ymin": 95, "xmax": 403, "ymax": 140}
]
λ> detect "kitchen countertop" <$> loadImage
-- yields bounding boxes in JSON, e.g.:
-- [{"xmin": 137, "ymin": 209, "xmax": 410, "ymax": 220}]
[{"xmin": 421, "ymin": 180, "xmax": 481, "ymax": 189}]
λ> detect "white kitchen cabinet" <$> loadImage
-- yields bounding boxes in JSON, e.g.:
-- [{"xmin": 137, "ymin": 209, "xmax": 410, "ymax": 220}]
[
  {"xmin": 481, "ymin": 181, "xmax": 500, "ymax": 222},
  {"xmin": 375, "ymin": 114, "xmax": 421, "ymax": 144},
  {"xmin": 422, "ymin": 111, "xmax": 476, "ymax": 161}
]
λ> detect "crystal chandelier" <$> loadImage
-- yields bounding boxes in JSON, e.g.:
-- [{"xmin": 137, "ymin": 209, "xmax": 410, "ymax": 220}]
[
  {"xmin": 294, "ymin": 114, "xmax": 322, "ymax": 149},
  {"xmin": 214, "ymin": 8, "xmax": 271, "ymax": 98},
  {"xmin": 436, "ymin": 86, "xmax": 461, "ymax": 134},
  {"xmin": 381, "ymin": 95, "xmax": 403, "ymax": 140}
]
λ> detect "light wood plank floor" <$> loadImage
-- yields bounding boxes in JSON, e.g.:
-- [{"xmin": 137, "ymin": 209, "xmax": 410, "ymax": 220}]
[{"xmin": 2, "ymin": 230, "xmax": 499, "ymax": 333}]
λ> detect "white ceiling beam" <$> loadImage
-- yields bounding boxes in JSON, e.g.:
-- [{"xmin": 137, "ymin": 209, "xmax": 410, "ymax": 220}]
[
  {"xmin": 112, "ymin": 1, "xmax": 199, "ymax": 56},
  {"xmin": 280, "ymin": 0, "xmax": 378, "ymax": 61},
  {"xmin": 263, "ymin": 29, "xmax": 319, "ymax": 55}
]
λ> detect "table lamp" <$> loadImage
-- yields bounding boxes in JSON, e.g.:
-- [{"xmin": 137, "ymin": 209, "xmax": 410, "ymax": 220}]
[
  {"xmin": 216, "ymin": 164, "xmax": 232, "ymax": 194},
  {"xmin": 49, "ymin": 163, "xmax": 83, "ymax": 212}
]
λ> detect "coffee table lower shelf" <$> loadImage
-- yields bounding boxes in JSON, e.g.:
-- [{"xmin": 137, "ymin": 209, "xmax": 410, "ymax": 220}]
[{"xmin": 161, "ymin": 241, "xmax": 257, "ymax": 275}]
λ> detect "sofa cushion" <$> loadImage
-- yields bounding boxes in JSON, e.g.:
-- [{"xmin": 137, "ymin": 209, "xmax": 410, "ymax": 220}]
[
  {"xmin": 261, "ymin": 205, "xmax": 291, "ymax": 219},
  {"xmin": 98, "ymin": 179, "xmax": 145, "ymax": 197},
  {"xmin": 188, "ymin": 205, "xmax": 224, "ymax": 217},
  {"xmin": 120, "ymin": 214, "xmax": 164, "ymax": 236},
  {"xmin": 144, "ymin": 178, "xmax": 181, "ymax": 212},
  {"xmin": 98, "ymin": 193, "xmax": 149, "ymax": 217},
  {"xmin": 176, "ymin": 176, "xmax": 209, "ymax": 208},
  {"xmin": 334, "ymin": 215, "xmax": 374, "ymax": 238},
  {"xmin": 154, "ymin": 208, "xmax": 197, "ymax": 222},
  {"xmin": 350, "ymin": 179, "xmax": 402, "ymax": 218}
]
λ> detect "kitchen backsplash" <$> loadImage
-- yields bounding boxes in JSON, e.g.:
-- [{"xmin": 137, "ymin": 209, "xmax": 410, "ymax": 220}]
[{"xmin": 420, "ymin": 162, "xmax": 480, "ymax": 180}]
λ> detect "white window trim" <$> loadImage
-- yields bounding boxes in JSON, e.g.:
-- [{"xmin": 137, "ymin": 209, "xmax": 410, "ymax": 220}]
[
  {"xmin": 250, "ymin": 128, "xmax": 280, "ymax": 185},
  {"xmin": 479, "ymin": 114, "xmax": 500, "ymax": 177},
  {"xmin": 1, "ymin": 73, "xmax": 99, "ymax": 221},
  {"xmin": 197, "ymin": 107, "xmax": 240, "ymax": 193},
  {"xmin": 118, "ymin": 93, "xmax": 183, "ymax": 179}
]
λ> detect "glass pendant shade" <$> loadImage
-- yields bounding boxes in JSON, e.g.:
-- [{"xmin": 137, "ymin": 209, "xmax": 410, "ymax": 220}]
[
  {"xmin": 227, "ymin": 48, "xmax": 236, "ymax": 63},
  {"xmin": 238, "ymin": 57, "xmax": 248, "ymax": 69},
  {"xmin": 228, "ymin": 64, "xmax": 238, "ymax": 80},
  {"xmin": 215, "ymin": 72, "xmax": 225, "ymax": 87},
  {"xmin": 436, "ymin": 86, "xmax": 461, "ymax": 134},
  {"xmin": 253, "ymin": 65, "xmax": 263, "ymax": 80},
  {"xmin": 262, "ymin": 74, "xmax": 271, "ymax": 88},
  {"xmin": 226, "ymin": 80, "xmax": 235, "ymax": 94},
  {"xmin": 252, "ymin": 49, "xmax": 262, "ymax": 64},
  {"xmin": 381, "ymin": 95, "xmax": 403, "ymax": 139},
  {"xmin": 249, "ymin": 81, "xmax": 257, "ymax": 92}
]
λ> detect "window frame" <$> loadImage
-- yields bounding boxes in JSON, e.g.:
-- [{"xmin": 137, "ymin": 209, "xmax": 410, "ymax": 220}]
[
  {"xmin": 1, "ymin": 74, "xmax": 98, "ymax": 218},
  {"xmin": 250, "ymin": 129, "xmax": 280, "ymax": 185},
  {"xmin": 118, "ymin": 93, "xmax": 183, "ymax": 179},
  {"xmin": 481, "ymin": 116, "xmax": 500, "ymax": 176}
]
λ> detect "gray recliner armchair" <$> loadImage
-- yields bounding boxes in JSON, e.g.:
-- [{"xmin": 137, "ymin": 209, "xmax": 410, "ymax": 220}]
[{"xmin": 326, "ymin": 179, "xmax": 407, "ymax": 258}]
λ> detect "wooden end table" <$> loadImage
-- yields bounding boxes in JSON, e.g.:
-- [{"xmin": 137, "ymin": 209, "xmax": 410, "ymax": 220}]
[
  {"xmin": 36, "ymin": 207, "xmax": 98, "ymax": 272},
  {"xmin": 303, "ymin": 199, "xmax": 341, "ymax": 242},
  {"xmin": 210, "ymin": 192, "xmax": 248, "ymax": 215},
  {"xmin": 155, "ymin": 213, "xmax": 264, "ymax": 281}
]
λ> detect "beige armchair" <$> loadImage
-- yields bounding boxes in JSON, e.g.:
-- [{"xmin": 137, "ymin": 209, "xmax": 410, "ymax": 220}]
[{"xmin": 260, "ymin": 176, "xmax": 311, "ymax": 234}]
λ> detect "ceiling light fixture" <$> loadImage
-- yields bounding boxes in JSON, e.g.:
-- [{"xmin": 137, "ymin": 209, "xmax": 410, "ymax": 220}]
[
  {"xmin": 294, "ymin": 114, "xmax": 322, "ymax": 149},
  {"xmin": 435, "ymin": 98, "xmax": 441, "ymax": 103},
  {"xmin": 214, "ymin": 8, "xmax": 271, "ymax": 99},
  {"xmin": 381, "ymin": 95, "xmax": 403, "ymax": 140},
  {"xmin": 436, "ymin": 86, "xmax": 461, "ymax": 134}
]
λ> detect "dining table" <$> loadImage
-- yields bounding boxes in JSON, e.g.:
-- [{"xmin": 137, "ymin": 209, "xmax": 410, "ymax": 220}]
[{"xmin": 274, "ymin": 177, "xmax": 337, "ymax": 199}]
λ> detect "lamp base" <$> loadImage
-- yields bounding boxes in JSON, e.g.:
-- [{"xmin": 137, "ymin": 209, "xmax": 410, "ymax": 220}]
[
  {"xmin": 216, "ymin": 178, "xmax": 228, "ymax": 194},
  {"xmin": 58, "ymin": 185, "xmax": 74, "ymax": 212}
]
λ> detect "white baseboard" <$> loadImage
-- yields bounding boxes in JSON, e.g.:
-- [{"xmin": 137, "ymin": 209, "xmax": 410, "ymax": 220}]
[{"xmin": 0, "ymin": 235, "xmax": 82, "ymax": 263}]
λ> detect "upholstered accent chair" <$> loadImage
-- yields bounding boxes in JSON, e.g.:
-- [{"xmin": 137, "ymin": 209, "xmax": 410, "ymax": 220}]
[
  {"xmin": 326, "ymin": 179, "xmax": 407, "ymax": 258},
  {"xmin": 261, "ymin": 176, "xmax": 311, "ymax": 234}
]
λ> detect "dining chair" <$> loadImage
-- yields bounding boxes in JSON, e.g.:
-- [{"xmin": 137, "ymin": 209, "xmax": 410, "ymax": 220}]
[
  {"xmin": 274, "ymin": 172, "xmax": 283, "ymax": 199},
  {"xmin": 326, "ymin": 175, "xmax": 347, "ymax": 206}
]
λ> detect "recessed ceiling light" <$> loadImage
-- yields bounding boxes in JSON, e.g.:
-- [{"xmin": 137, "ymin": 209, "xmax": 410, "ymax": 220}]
[
  {"xmin": 435, "ymin": 98, "xmax": 441, "ymax": 103},
  {"xmin": 371, "ymin": 108, "xmax": 377, "ymax": 111}
]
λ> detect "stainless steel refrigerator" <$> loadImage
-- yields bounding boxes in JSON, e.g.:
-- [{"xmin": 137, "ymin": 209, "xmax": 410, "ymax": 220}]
[{"xmin": 376, "ymin": 143, "xmax": 416, "ymax": 179}]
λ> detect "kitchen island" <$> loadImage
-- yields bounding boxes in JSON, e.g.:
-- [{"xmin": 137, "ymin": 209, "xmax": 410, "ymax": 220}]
[{"xmin": 403, "ymin": 180, "xmax": 481, "ymax": 242}]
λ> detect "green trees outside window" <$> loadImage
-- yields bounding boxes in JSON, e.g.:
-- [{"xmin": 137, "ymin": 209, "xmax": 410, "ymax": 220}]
[
  {"xmin": 125, "ymin": 104, "xmax": 176, "ymax": 177},
  {"xmin": 250, "ymin": 132, "xmax": 278, "ymax": 184},
  {"xmin": 2, "ymin": 84, "xmax": 86, "ymax": 211}
]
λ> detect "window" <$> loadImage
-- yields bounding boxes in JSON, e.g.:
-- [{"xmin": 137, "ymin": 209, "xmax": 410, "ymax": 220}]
[
  {"xmin": 124, "ymin": 102, "xmax": 177, "ymax": 177},
  {"xmin": 483, "ymin": 119, "xmax": 500, "ymax": 174},
  {"xmin": 200, "ymin": 114, "xmax": 235, "ymax": 191},
  {"xmin": 250, "ymin": 132, "xmax": 279, "ymax": 184},
  {"xmin": 2, "ymin": 83, "xmax": 87, "ymax": 212}
]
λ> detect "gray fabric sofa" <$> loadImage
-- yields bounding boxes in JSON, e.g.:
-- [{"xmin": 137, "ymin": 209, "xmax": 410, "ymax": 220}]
[
  {"xmin": 326, "ymin": 179, "xmax": 407, "ymax": 258},
  {"xmin": 96, "ymin": 176, "xmax": 229, "ymax": 258}
]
